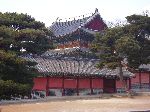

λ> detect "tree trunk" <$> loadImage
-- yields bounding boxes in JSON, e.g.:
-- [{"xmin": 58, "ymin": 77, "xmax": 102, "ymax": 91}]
[{"xmin": 119, "ymin": 59, "xmax": 131, "ymax": 97}]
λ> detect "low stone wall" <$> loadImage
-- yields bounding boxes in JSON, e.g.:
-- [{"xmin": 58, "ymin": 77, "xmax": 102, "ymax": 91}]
[
  {"xmin": 1, "ymin": 92, "xmax": 150, "ymax": 105},
  {"xmin": 0, "ymin": 93, "xmax": 133, "ymax": 105}
]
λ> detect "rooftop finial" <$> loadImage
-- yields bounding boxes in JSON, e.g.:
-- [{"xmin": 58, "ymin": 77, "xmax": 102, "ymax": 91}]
[
  {"xmin": 95, "ymin": 8, "xmax": 98, "ymax": 13},
  {"xmin": 56, "ymin": 17, "xmax": 59, "ymax": 22}
]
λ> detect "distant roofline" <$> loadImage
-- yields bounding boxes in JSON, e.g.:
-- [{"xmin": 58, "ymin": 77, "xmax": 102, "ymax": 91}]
[
  {"xmin": 49, "ymin": 8, "xmax": 107, "ymax": 37},
  {"xmin": 51, "ymin": 8, "xmax": 100, "ymax": 24}
]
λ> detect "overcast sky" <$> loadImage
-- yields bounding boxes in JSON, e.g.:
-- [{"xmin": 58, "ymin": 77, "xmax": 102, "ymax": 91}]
[{"xmin": 0, "ymin": 0, "xmax": 150, "ymax": 26}]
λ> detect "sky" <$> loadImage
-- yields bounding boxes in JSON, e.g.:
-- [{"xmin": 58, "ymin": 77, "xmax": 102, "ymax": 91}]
[{"xmin": 0, "ymin": 0, "xmax": 150, "ymax": 27}]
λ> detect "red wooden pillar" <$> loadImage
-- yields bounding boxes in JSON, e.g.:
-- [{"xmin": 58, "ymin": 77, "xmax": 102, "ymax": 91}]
[
  {"xmin": 90, "ymin": 77, "xmax": 93, "ymax": 95},
  {"xmin": 62, "ymin": 75, "xmax": 65, "ymax": 96},
  {"xmin": 149, "ymin": 71, "xmax": 150, "ymax": 88},
  {"xmin": 102, "ymin": 78, "xmax": 104, "ymax": 93},
  {"xmin": 76, "ymin": 76, "xmax": 79, "ymax": 96},
  {"xmin": 129, "ymin": 78, "xmax": 131, "ymax": 90},
  {"xmin": 139, "ymin": 70, "xmax": 142, "ymax": 89},
  {"xmin": 115, "ymin": 78, "xmax": 118, "ymax": 93},
  {"xmin": 46, "ymin": 76, "xmax": 49, "ymax": 96}
]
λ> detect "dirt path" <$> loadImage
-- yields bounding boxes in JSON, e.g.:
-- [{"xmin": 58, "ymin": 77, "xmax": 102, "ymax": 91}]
[{"xmin": 0, "ymin": 96, "xmax": 150, "ymax": 112}]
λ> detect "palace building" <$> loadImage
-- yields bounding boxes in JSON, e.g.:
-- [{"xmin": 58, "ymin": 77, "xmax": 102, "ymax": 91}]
[{"xmin": 23, "ymin": 9, "xmax": 150, "ymax": 97}]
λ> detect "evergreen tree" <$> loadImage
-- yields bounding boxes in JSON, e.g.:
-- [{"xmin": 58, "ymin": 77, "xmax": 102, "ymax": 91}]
[
  {"xmin": 0, "ymin": 12, "xmax": 54, "ymax": 99},
  {"xmin": 92, "ymin": 28, "xmax": 139, "ymax": 95},
  {"xmin": 0, "ymin": 12, "xmax": 54, "ymax": 54},
  {"xmin": 125, "ymin": 14, "xmax": 150, "ymax": 67},
  {"xmin": 0, "ymin": 12, "xmax": 54, "ymax": 83}
]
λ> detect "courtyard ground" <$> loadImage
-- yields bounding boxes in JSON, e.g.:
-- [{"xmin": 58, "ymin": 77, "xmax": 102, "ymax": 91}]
[{"xmin": 0, "ymin": 95, "xmax": 150, "ymax": 112}]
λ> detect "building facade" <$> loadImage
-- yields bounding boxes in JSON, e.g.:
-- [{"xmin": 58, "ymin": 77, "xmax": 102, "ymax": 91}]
[{"xmin": 23, "ymin": 9, "xmax": 150, "ymax": 98}]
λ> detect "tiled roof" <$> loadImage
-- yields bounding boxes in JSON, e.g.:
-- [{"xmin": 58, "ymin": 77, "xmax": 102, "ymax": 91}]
[
  {"xmin": 50, "ymin": 10, "xmax": 106, "ymax": 37},
  {"xmin": 22, "ymin": 56, "xmax": 135, "ymax": 78},
  {"xmin": 41, "ymin": 47, "xmax": 97, "ymax": 59},
  {"xmin": 139, "ymin": 64, "xmax": 150, "ymax": 71}
]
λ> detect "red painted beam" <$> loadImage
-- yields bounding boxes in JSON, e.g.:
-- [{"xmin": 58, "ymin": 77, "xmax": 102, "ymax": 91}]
[
  {"xmin": 62, "ymin": 75, "xmax": 65, "ymax": 96},
  {"xmin": 129, "ymin": 78, "xmax": 131, "ymax": 90},
  {"xmin": 149, "ymin": 72, "xmax": 150, "ymax": 88},
  {"xmin": 90, "ymin": 77, "xmax": 93, "ymax": 95},
  {"xmin": 139, "ymin": 70, "xmax": 142, "ymax": 89},
  {"xmin": 46, "ymin": 76, "xmax": 49, "ymax": 96},
  {"xmin": 77, "ymin": 76, "xmax": 79, "ymax": 96}
]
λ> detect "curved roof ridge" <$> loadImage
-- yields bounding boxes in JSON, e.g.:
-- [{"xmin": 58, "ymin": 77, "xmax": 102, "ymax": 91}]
[
  {"xmin": 21, "ymin": 56, "xmax": 135, "ymax": 77},
  {"xmin": 49, "ymin": 9, "xmax": 106, "ymax": 37},
  {"xmin": 82, "ymin": 10, "xmax": 102, "ymax": 26}
]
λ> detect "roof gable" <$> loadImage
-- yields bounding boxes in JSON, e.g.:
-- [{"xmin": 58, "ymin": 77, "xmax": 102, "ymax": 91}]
[{"xmin": 50, "ymin": 9, "xmax": 107, "ymax": 37}]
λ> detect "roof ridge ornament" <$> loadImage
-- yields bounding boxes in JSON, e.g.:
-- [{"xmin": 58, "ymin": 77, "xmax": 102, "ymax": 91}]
[{"xmin": 95, "ymin": 8, "xmax": 98, "ymax": 13}]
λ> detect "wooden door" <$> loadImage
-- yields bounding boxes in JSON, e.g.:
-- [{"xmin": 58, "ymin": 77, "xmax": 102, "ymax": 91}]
[{"xmin": 103, "ymin": 79, "xmax": 116, "ymax": 93}]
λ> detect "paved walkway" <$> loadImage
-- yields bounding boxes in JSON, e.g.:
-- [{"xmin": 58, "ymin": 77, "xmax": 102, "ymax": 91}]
[{"xmin": 0, "ymin": 94, "xmax": 150, "ymax": 112}]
